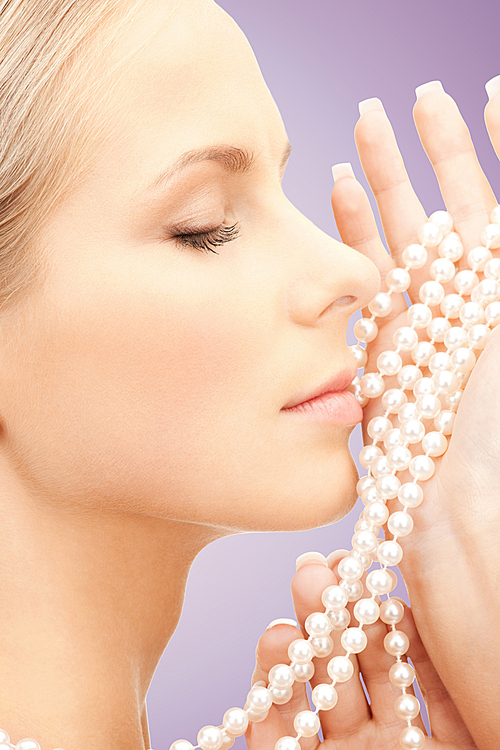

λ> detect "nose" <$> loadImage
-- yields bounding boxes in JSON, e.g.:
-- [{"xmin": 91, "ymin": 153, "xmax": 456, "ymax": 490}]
[{"xmin": 281, "ymin": 203, "xmax": 381, "ymax": 327}]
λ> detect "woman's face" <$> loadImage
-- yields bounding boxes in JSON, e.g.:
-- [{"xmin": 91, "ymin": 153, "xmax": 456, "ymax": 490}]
[{"xmin": 0, "ymin": 0, "xmax": 379, "ymax": 533}]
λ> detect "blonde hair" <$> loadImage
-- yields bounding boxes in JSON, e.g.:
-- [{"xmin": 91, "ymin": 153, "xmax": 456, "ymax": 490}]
[{"xmin": 0, "ymin": 0, "xmax": 164, "ymax": 314}]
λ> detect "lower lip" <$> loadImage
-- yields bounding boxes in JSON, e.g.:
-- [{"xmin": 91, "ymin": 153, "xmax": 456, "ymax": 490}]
[{"xmin": 281, "ymin": 389, "xmax": 363, "ymax": 424}]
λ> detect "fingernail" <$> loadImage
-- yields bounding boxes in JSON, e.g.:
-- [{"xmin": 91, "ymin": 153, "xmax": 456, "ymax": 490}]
[
  {"xmin": 415, "ymin": 80, "xmax": 444, "ymax": 99},
  {"xmin": 296, "ymin": 551, "xmax": 328, "ymax": 571},
  {"xmin": 252, "ymin": 680, "xmax": 267, "ymax": 687},
  {"xmin": 486, "ymin": 74, "xmax": 500, "ymax": 101},
  {"xmin": 331, "ymin": 162, "xmax": 355, "ymax": 184},
  {"xmin": 266, "ymin": 618, "xmax": 299, "ymax": 630},
  {"xmin": 358, "ymin": 97, "xmax": 385, "ymax": 116},
  {"xmin": 326, "ymin": 549, "xmax": 350, "ymax": 568}
]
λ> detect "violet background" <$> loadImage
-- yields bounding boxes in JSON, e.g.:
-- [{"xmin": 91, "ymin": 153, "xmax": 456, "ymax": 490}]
[{"xmin": 147, "ymin": 0, "xmax": 500, "ymax": 745}]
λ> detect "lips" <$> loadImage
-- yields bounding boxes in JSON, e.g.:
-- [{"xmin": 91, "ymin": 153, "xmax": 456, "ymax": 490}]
[{"xmin": 281, "ymin": 368, "xmax": 358, "ymax": 410}]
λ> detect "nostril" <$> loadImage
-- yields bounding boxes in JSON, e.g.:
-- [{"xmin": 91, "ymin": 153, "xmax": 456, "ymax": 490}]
[{"xmin": 335, "ymin": 295, "xmax": 357, "ymax": 306}]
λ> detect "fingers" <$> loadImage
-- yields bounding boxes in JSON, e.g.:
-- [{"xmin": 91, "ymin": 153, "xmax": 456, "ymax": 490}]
[{"xmin": 485, "ymin": 77, "xmax": 500, "ymax": 178}]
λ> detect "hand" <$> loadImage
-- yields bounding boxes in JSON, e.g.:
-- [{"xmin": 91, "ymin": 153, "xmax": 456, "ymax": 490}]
[
  {"xmin": 245, "ymin": 555, "xmax": 476, "ymax": 749},
  {"xmin": 330, "ymin": 83, "xmax": 500, "ymax": 747}
]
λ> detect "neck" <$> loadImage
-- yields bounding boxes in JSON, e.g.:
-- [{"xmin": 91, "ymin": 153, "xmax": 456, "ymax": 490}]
[{"xmin": 0, "ymin": 473, "xmax": 223, "ymax": 750}]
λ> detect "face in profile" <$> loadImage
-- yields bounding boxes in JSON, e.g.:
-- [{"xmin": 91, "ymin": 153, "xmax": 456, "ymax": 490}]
[{"xmin": 0, "ymin": 0, "xmax": 380, "ymax": 535}]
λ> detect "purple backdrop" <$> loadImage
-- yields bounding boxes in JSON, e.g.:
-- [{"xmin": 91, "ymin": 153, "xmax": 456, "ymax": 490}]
[{"xmin": 147, "ymin": 0, "xmax": 500, "ymax": 745}]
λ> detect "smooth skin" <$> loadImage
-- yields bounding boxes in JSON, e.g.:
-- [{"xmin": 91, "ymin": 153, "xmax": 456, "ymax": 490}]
[{"xmin": 249, "ymin": 86, "xmax": 500, "ymax": 749}]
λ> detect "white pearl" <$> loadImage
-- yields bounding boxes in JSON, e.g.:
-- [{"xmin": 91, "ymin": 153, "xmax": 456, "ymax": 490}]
[
  {"xmin": 444, "ymin": 325, "xmax": 468, "ymax": 350},
  {"xmin": 377, "ymin": 540, "xmax": 403, "ymax": 566},
  {"xmin": 413, "ymin": 376, "xmax": 436, "ymax": 396},
  {"xmin": 454, "ymin": 269, "xmax": 479, "ymax": 295},
  {"xmin": 368, "ymin": 291, "xmax": 393, "ymax": 317},
  {"xmin": 386, "ymin": 446, "xmax": 412, "ymax": 471},
  {"xmin": 490, "ymin": 204, "xmax": 500, "ymax": 225},
  {"xmin": 394, "ymin": 693, "xmax": 421, "ymax": 720},
  {"xmin": 375, "ymin": 473, "xmax": 401, "ymax": 499},
  {"xmin": 473, "ymin": 279, "xmax": 500, "ymax": 305},
  {"xmin": 356, "ymin": 475, "xmax": 375, "ymax": 495},
  {"xmin": 377, "ymin": 350, "xmax": 402, "ymax": 375},
  {"xmin": 363, "ymin": 502, "xmax": 389, "ymax": 526},
  {"xmin": 291, "ymin": 662, "xmax": 315, "ymax": 682},
  {"xmin": 269, "ymin": 685, "xmax": 293, "ymax": 705},
  {"xmin": 450, "ymin": 347, "xmax": 476, "ymax": 372},
  {"xmin": 353, "ymin": 597, "xmax": 380, "ymax": 625},
  {"xmin": 197, "ymin": 726, "xmax": 223, "ymax": 750},
  {"xmin": 338, "ymin": 555, "xmax": 364, "ymax": 582},
  {"xmin": 305, "ymin": 612, "xmax": 331, "ymax": 637},
  {"xmin": 311, "ymin": 683, "xmax": 338, "ymax": 711},
  {"xmin": 223, "ymin": 708, "xmax": 249, "ymax": 736},
  {"xmin": 430, "ymin": 209, "xmax": 453, "ymax": 234},
  {"xmin": 370, "ymin": 455, "xmax": 392, "ymax": 478},
  {"xmin": 428, "ymin": 351, "xmax": 452, "ymax": 373},
  {"xmin": 246, "ymin": 686, "xmax": 273, "ymax": 713},
  {"xmin": 399, "ymin": 726, "xmax": 426, "ymax": 750},
  {"xmin": 355, "ymin": 518, "xmax": 377, "ymax": 532},
  {"xmin": 400, "ymin": 418, "xmax": 425, "ymax": 444},
  {"xmin": 339, "ymin": 579, "xmax": 364, "ymax": 601},
  {"xmin": 485, "ymin": 300, "xmax": 500, "ymax": 327},
  {"xmin": 415, "ymin": 393, "xmax": 441, "ymax": 419},
  {"xmin": 411, "ymin": 340, "xmax": 436, "ymax": 366},
  {"xmin": 321, "ymin": 584, "xmax": 348, "ymax": 610},
  {"xmin": 367, "ymin": 415, "xmax": 392, "ymax": 440},
  {"xmin": 430, "ymin": 257, "xmax": 455, "ymax": 283},
  {"xmin": 221, "ymin": 733, "xmax": 235, "ymax": 749},
  {"xmin": 388, "ymin": 510, "xmax": 413, "ymax": 536},
  {"xmin": 380, "ymin": 598, "xmax": 405, "ymax": 624},
  {"xmin": 361, "ymin": 486, "xmax": 382, "ymax": 507},
  {"xmin": 381, "ymin": 387, "xmax": 407, "ymax": 413},
  {"xmin": 386, "ymin": 267, "xmax": 411, "ymax": 292},
  {"xmin": 434, "ymin": 409, "xmax": 456, "ymax": 434},
  {"xmin": 341, "ymin": 627, "xmax": 368, "ymax": 654},
  {"xmin": 389, "ymin": 661, "xmax": 415, "ymax": 688},
  {"xmin": 294, "ymin": 710, "xmax": 320, "ymax": 738},
  {"xmin": 392, "ymin": 326, "xmax": 419, "ymax": 351},
  {"xmin": 288, "ymin": 639, "xmax": 314, "ymax": 665},
  {"xmin": 422, "ymin": 430, "xmax": 448, "ymax": 456},
  {"xmin": 352, "ymin": 529, "xmax": 379, "ymax": 553},
  {"xmin": 245, "ymin": 707, "xmax": 269, "ymax": 723},
  {"xmin": 359, "ymin": 445, "xmax": 383, "ymax": 469},
  {"xmin": 350, "ymin": 343, "xmax": 368, "ymax": 367},
  {"xmin": 409, "ymin": 454, "xmax": 435, "ymax": 481},
  {"xmin": 397, "ymin": 364, "xmax": 422, "ymax": 390},
  {"xmin": 467, "ymin": 324, "xmax": 490, "ymax": 349},
  {"xmin": 366, "ymin": 568, "xmax": 395, "ymax": 595},
  {"xmin": 398, "ymin": 402, "xmax": 419, "ymax": 423},
  {"xmin": 0, "ymin": 735, "xmax": 9, "ymax": 746},
  {"xmin": 481, "ymin": 222, "xmax": 500, "ymax": 249},
  {"xmin": 398, "ymin": 482, "xmax": 424, "ymax": 508},
  {"xmin": 327, "ymin": 607, "xmax": 351, "ymax": 630},
  {"xmin": 438, "ymin": 233, "xmax": 463, "ymax": 261},
  {"xmin": 268, "ymin": 664, "xmax": 295, "ymax": 689},
  {"xmin": 418, "ymin": 221, "xmax": 443, "ymax": 247},
  {"xmin": 275, "ymin": 738, "xmax": 300, "ymax": 750},
  {"xmin": 384, "ymin": 629, "xmax": 410, "ymax": 656},
  {"xmin": 459, "ymin": 301, "xmax": 485, "ymax": 329},
  {"xmin": 402, "ymin": 243, "xmax": 427, "ymax": 268},
  {"xmin": 439, "ymin": 388, "xmax": 463, "ymax": 411},
  {"xmin": 440, "ymin": 292, "xmax": 464, "ymax": 318},
  {"xmin": 310, "ymin": 635, "xmax": 334, "ymax": 658},
  {"xmin": 353, "ymin": 317, "xmax": 378, "ymax": 343},
  {"xmin": 170, "ymin": 742, "xmax": 194, "ymax": 750},
  {"xmin": 484, "ymin": 256, "xmax": 500, "ymax": 280},
  {"xmin": 419, "ymin": 280, "xmax": 445, "ymax": 306},
  {"xmin": 353, "ymin": 385, "xmax": 370, "ymax": 407},
  {"xmin": 16, "ymin": 744, "xmax": 40, "ymax": 750},
  {"xmin": 467, "ymin": 245, "xmax": 492, "ymax": 271},
  {"xmin": 427, "ymin": 316, "xmax": 451, "ymax": 342},
  {"xmin": 407, "ymin": 303, "xmax": 432, "ymax": 328},
  {"xmin": 432, "ymin": 369, "xmax": 459, "ymax": 394},
  {"xmin": 360, "ymin": 372, "xmax": 386, "ymax": 398},
  {"xmin": 384, "ymin": 427, "xmax": 406, "ymax": 449},
  {"xmin": 327, "ymin": 655, "xmax": 354, "ymax": 683}
]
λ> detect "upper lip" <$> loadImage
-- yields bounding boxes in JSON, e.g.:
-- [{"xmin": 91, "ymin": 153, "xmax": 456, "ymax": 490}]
[{"xmin": 281, "ymin": 367, "xmax": 358, "ymax": 410}]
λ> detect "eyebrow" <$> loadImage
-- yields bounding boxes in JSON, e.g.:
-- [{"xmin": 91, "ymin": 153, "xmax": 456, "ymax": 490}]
[{"xmin": 147, "ymin": 139, "xmax": 292, "ymax": 192}]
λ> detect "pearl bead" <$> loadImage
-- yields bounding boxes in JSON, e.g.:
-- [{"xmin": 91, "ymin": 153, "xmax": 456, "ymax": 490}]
[
  {"xmin": 438, "ymin": 233, "xmax": 463, "ymax": 261},
  {"xmin": 481, "ymin": 223, "xmax": 500, "ymax": 248},
  {"xmin": 381, "ymin": 387, "xmax": 408, "ymax": 413},
  {"xmin": 353, "ymin": 385, "xmax": 370, "ymax": 407},
  {"xmin": 341, "ymin": 627, "xmax": 368, "ymax": 653},
  {"xmin": 356, "ymin": 475, "xmax": 376, "ymax": 495},
  {"xmin": 352, "ymin": 529, "xmax": 379, "ymax": 553},
  {"xmin": 221, "ymin": 733, "xmax": 235, "ymax": 749},
  {"xmin": 380, "ymin": 598, "xmax": 405, "ymax": 624},
  {"xmin": 294, "ymin": 710, "xmax": 320, "ymax": 738},
  {"xmin": 375, "ymin": 473, "xmax": 401, "ymax": 499},
  {"xmin": 419, "ymin": 280, "xmax": 445, "ymax": 306},
  {"xmin": 400, "ymin": 418, "xmax": 425, "ymax": 444},
  {"xmin": 415, "ymin": 393, "xmax": 441, "ymax": 419},
  {"xmin": 394, "ymin": 694, "xmax": 420, "ymax": 720},
  {"xmin": 411, "ymin": 340, "xmax": 436, "ymax": 367},
  {"xmin": 269, "ymin": 664, "xmax": 295, "ymax": 689},
  {"xmin": 422, "ymin": 430, "xmax": 448, "ymax": 456},
  {"xmin": 450, "ymin": 347, "xmax": 476, "ymax": 372},
  {"xmin": 440, "ymin": 292, "xmax": 464, "ymax": 318},
  {"xmin": 386, "ymin": 446, "xmax": 412, "ymax": 471},
  {"xmin": 350, "ymin": 343, "xmax": 368, "ymax": 367},
  {"xmin": 353, "ymin": 597, "xmax": 380, "ymax": 625},
  {"xmin": 484, "ymin": 256, "xmax": 500, "ymax": 280},
  {"xmin": 459, "ymin": 301, "xmax": 485, "ymax": 329},
  {"xmin": 432, "ymin": 369, "xmax": 459, "ymax": 394},
  {"xmin": 397, "ymin": 364, "xmax": 422, "ymax": 390},
  {"xmin": 363, "ymin": 501, "xmax": 389, "ymax": 526},
  {"xmin": 430, "ymin": 257, "xmax": 455, "ymax": 283},
  {"xmin": 402, "ymin": 243, "xmax": 427, "ymax": 268},
  {"xmin": 360, "ymin": 372, "xmax": 386, "ymax": 398},
  {"xmin": 354, "ymin": 317, "xmax": 379, "ymax": 342},
  {"xmin": 467, "ymin": 245, "xmax": 492, "ymax": 271},
  {"xmin": 377, "ymin": 350, "xmax": 402, "ymax": 375},
  {"xmin": 428, "ymin": 351, "xmax": 452, "ymax": 373},
  {"xmin": 491, "ymin": 204, "xmax": 500, "ymax": 225},
  {"xmin": 434, "ymin": 409, "xmax": 455, "ymax": 434},
  {"xmin": 223, "ymin": 708, "xmax": 249, "ymax": 736},
  {"xmin": 359, "ymin": 444, "xmax": 383, "ymax": 469},
  {"xmin": 444, "ymin": 326, "xmax": 468, "ymax": 351},
  {"xmin": 377, "ymin": 540, "xmax": 403, "ymax": 566},
  {"xmin": 370, "ymin": 455, "xmax": 392, "ymax": 478},
  {"xmin": 418, "ymin": 221, "xmax": 443, "ymax": 247},
  {"xmin": 245, "ymin": 707, "xmax": 269, "ymax": 723},
  {"xmin": 291, "ymin": 662, "xmax": 315, "ymax": 682},
  {"xmin": 170, "ymin": 742, "xmax": 194, "ymax": 750},
  {"xmin": 392, "ymin": 326, "xmax": 419, "ymax": 352},
  {"xmin": 366, "ymin": 568, "xmax": 395, "ymax": 595},
  {"xmin": 338, "ymin": 555, "xmax": 364, "ymax": 582},
  {"xmin": 310, "ymin": 635, "xmax": 334, "ymax": 658},
  {"xmin": 413, "ymin": 376, "xmax": 436, "ymax": 396},
  {"xmin": 339, "ymin": 579, "xmax": 364, "ymax": 601},
  {"xmin": 247, "ymin": 686, "xmax": 273, "ymax": 713},
  {"xmin": 472, "ymin": 278, "xmax": 500, "ymax": 305},
  {"xmin": 16, "ymin": 744, "xmax": 40, "ymax": 750},
  {"xmin": 430, "ymin": 209, "xmax": 453, "ymax": 234},
  {"xmin": 311, "ymin": 683, "xmax": 338, "ymax": 711},
  {"xmin": 409, "ymin": 454, "xmax": 435, "ymax": 481},
  {"xmin": 398, "ymin": 482, "xmax": 424, "ymax": 509},
  {"xmin": 384, "ymin": 427, "xmax": 406, "ymax": 449},
  {"xmin": 388, "ymin": 511, "xmax": 414, "ymax": 537},
  {"xmin": 269, "ymin": 686, "xmax": 294, "ymax": 705},
  {"xmin": 467, "ymin": 324, "xmax": 490, "ymax": 349},
  {"xmin": 305, "ymin": 612, "xmax": 332, "ymax": 637},
  {"xmin": 197, "ymin": 726, "xmax": 223, "ymax": 750},
  {"xmin": 384, "ymin": 629, "xmax": 410, "ymax": 656},
  {"xmin": 386, "ymin": 266, "xmax": 411, "ymax": 292},
  {"xmin": 367, "ymin": 415, "xmax": 392, "ymax": 440},
  {"xmin": 398, "ymin": 401, "xmax": 419, "ymax": 423},
  {"xmin": 427, "ymin": 316, "xmax": 451, "ymax": 342},
  {"xmin": 355, "ymin": 518, "xmax": 377, "ymax": 533},
  {"xmin": 327, "ymin": 655, "xmax": 354, "ymax": 682},
  {"xmin": 389, "ymin": 661, "xmax": 415, "ymax": 688},
  {"xmin": 485, "ymin": 300, "xmax": 500, "ymax": 327},
  {"xmin": 368, "ymin": 291, "xmax": 393, "ymax": 317},
  {"xmin": 407, "ymin": 303, "xmax": 432, "ymax": 328},
  {"xmin": 361, "ymin": 484, "xmax": 382, "ymax": 504},
  {"xmin": 288, "ymin": 639, "xmax": 314, "ymax": 665},
  {"xmin": 322, "ymin": 584, "xmax": 349, "ymax": 609},
  {"xmin": 454, "ymin": 269, "xmax": 479, "ymax": 295},
  {"xmin": 399, "ymin": 726, "xmax": 426, "ymax": 750},
  {"xmin": 275, "ymin": 738, "xmax": 301, "ymax": 750},
  {"xmin": 327, "ymin": 607, "xmax": 351, "ymax": 630}
]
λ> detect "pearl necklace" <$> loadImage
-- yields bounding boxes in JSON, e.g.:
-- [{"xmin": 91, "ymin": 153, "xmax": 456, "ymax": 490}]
[{"xmin": 3, "ymin": 208, "xmax": 500, "ymax": 750}]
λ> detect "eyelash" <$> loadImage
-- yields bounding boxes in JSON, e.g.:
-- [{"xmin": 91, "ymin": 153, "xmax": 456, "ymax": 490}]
[{"xmin": 173, "ymin": 222, "xmax": 241, "ymax": 254}]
